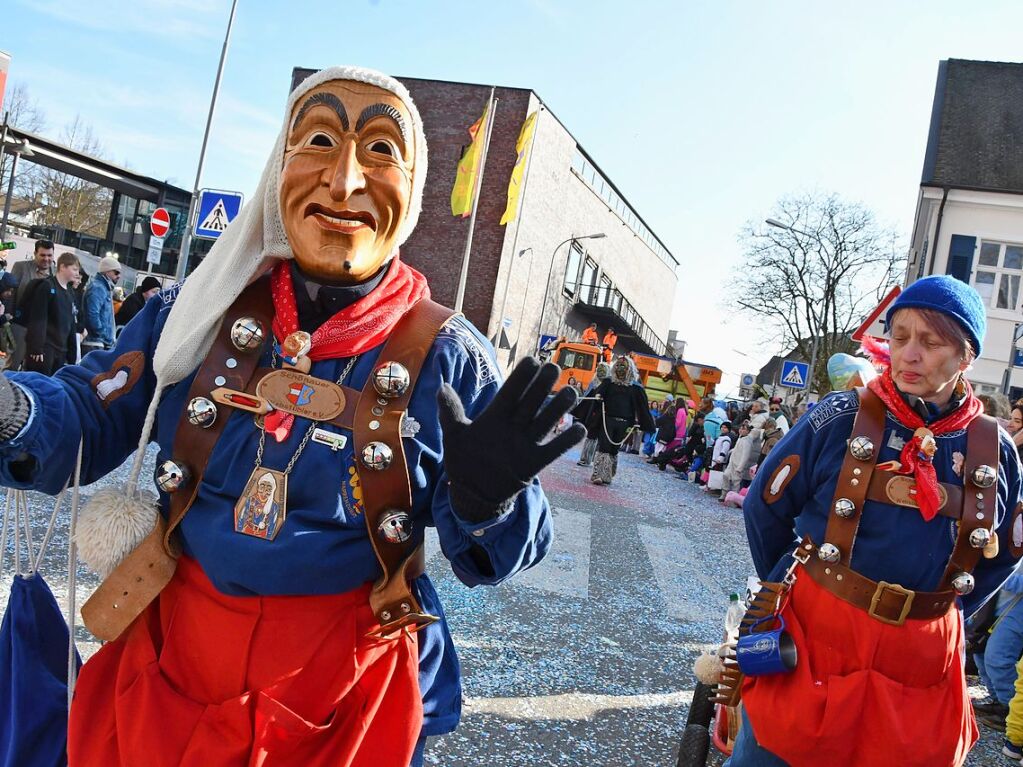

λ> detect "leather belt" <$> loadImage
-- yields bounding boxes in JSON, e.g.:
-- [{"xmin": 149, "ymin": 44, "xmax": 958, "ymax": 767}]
[
  {"xmin": 865, "ymin": 471, "xmax": 962, "ymax": 519},
  {"xmin": 797, "ymin": 538, "xmax": 956, "ymax": 625}
]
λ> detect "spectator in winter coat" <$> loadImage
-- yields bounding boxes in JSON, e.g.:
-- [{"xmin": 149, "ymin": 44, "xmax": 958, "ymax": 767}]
[
  {"xmin": 721, "ymin": 422, "xmax": 755, "ymax": 496},
  {"xmin": 757, "ymin": 417, "xmax": 783, "ymax": 462},
  {"xmin": 712, "ymin": 423, "xmax": 733, "ymax": 468},
  {"xmin": 24, "ymin": 252, "xmax": 80, "ymax": 375},
  {"xmin": 82, "ymin": 254, "xmax": 121, "ymax": 353},
  {"xmin": 653, "ymin": 401, "xmax": 677, "ymax": 457},
  {"xmin": 116, "ymin": 276, "xmax": 163, "ymax": 328},
  {"xmin": 768, "ymin": 397, "xmax": 790, "ymax": 435}
]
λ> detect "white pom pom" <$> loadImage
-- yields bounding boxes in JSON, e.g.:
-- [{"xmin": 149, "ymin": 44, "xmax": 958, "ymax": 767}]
[
  {"xmin": 75, "ymin": 488, "xmax": 159, "ymax": 576},
  {"xmin": 693, "ymin": 650, "xmax": 724, "ymax": 685}
]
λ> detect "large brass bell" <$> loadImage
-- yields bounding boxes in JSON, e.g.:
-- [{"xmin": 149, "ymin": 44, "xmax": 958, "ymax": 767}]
[
  {"xmin": 230, "ymin": 317, "xmax": 265, "ymax": 352},
  {"xmin": 848, "ymin": 436, "xmax": 874, "ymax": 461},
  {"xmin": 818, "ymin": 543, "xmax": 841, "ymax": 563},
  {"xmin": 361, "ymin": 442, "xmax": 394, "ymax": 471},
  {"xmin": 833, "ymin": 498, "xmax": 856, "ymax": 518},
  {"xmin": 951, "ymin": 572, "xmax": 975, "ymax": 596},
  {"xmin": 377, "ymin": 510, "xmax": 413, "ymax": 544},
  {"xmin": 156, "ymin": 460, "xmax": 190, "ymax": 493},
  {"xmin": 372, "ymin": 361, "xmax": 411, "ymax": 399},
  {"xmin": 971, "ymin": 464, "xmax": 996, "ymax": 489},
  {"xmin": 187, "ymin": 397, "xmax": 217, "ymax": 428}
]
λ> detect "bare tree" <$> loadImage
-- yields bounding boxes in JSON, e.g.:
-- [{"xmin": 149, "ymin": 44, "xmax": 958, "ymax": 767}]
[
  {"xmin": 0, "ymin": 82, "xmax": 46, "ymax": 199},
  {"xmin": 30, "ymin": 116, "xmax": 113, "ymax": 237},
  {"xmin": 731, "ymin": 192, "xmax": 905, "ymax": 396}
]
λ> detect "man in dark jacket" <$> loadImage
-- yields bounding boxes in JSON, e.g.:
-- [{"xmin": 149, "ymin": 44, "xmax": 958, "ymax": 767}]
[
  {"xmin": 116, "ymin": 276, "xmax": 161, "ymax": 327},
  {"xmin": 24, "ymin": 252, "xmax": 80, "ymax": 375}
]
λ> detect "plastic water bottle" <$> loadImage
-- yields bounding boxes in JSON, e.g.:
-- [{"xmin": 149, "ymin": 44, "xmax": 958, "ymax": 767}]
[{"xmin": 724, "ymin": 592, "xmax": 744, "ymax": 641}]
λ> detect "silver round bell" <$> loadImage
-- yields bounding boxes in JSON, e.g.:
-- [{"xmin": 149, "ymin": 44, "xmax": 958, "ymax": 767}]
[
  {"xmin": 971, "ymin": 464, "xmax": 997, "ymax": 489},
  {"xmin": 361, "ymin": 442, "xmax": 394, "ymax": 471},
  {"xmin": 818, "ymin": 543, "xmax": 841, "ymax": 563},
  {"xmin": 372, "ymin": 361, "xmax": 411, "ymax": 399},
  {"xmin": 848, "ymin": 436, "xmax": 874, "ymax": 461},
  {"xmin": 969, "ymin": 528, "xmax": 992, "ymax": 549},
  {"xmin": 156, "ymin": 460, "xmax": 190, "ymax": 493},
  {"xmin": 186, "ymin": 397, "xmax": 218, "ymax": 428},
  {"xmin": 230, "ymin": 317, "xmax": 265, "ymax": 352},
  {"xmin": 377, "ymin": 510, "xmax": 413, "ymax": 544},
  {"xmin": 833, "ymin": 498, "xmax": 856, "ymax": 518},
  {"xmin": 951, "ymin": 571, "xmax": 975, "ymax": 596}
]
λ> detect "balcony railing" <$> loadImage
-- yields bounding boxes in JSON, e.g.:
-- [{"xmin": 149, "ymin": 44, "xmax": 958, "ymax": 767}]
[{"xmin": 572, "ymin": 280, "xmax": 667, "ymax": 356}]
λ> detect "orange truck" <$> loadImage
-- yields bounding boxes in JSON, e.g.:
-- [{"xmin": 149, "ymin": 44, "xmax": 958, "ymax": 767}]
[{"xmin": 548, "ymin": 340, "xmax": 721, "ymax": 402}]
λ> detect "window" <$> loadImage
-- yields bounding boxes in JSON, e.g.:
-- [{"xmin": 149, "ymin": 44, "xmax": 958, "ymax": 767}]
[
  {"xmin": 580, "ymin": 258, "xmax": 597, "ymax": 303},
  {"xmin": 563, "ymin": 243, "xmax": 583, "ymax": 296},
  {"xmin": 973, "ymin": 240, "xmax": 1023, "ymax": 311},
  {"xmin": 556, "ymin": 348, "xmax": 596, "ymax": 372},
  {"xmin": 596, "ymin": 275, "xmax": 611, "ymax": 307}
]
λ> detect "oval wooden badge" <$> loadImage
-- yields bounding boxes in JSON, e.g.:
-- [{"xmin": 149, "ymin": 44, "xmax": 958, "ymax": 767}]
[
  {"xmin": 256, "ymin": 370, "xmax": 346, "ymax": 421},
  {"xmin": 884, "ymin": 475, "xmax": 948, "ymax": 510}
]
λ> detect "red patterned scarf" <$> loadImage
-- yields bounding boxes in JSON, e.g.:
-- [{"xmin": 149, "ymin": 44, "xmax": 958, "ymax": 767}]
[
  {"xmin": 270, "ymin": 255, "xmax": 429, "ymax": 358},
  {"xmin": 867, "ymin": 368, "xmax": 983, "ymax": 521}
]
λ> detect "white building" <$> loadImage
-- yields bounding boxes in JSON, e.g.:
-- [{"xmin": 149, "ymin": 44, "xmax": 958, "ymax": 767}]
[{"xmin": 907, "ymin": 59, "xmax": 1023, "ymax": 396}]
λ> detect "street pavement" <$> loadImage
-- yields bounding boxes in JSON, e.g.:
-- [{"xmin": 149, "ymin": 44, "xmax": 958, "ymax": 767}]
[{"xmin": 0, "ymin": 444, "xmax": 1008, "ymax": 765}]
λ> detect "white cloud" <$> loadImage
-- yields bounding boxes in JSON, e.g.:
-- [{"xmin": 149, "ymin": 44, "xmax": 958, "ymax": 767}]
[{"xmin": 16, "ymin": 0, "xmax": 227, "ymax": 42}]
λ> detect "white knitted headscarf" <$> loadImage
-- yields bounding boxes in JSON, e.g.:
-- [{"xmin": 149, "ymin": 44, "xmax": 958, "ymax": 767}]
[{"xmin": 76, "ymin": 65, "xmax": 429, "ymax": 575}]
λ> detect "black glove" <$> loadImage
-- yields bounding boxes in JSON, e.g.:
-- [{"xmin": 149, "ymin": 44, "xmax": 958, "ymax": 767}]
[
  {"xmin": 438, "ymin": 357, "xmax": 586, "ymax": 523},
  {"xmin": 0, "ymin": 374, "xmax": 30, "ymax": 442}
]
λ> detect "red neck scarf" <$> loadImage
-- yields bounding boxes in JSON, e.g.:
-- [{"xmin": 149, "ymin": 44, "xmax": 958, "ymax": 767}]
[
  {"xmin": 270, "ymin": 255, "xmax": 429, "ymax": 358},
  {"xmin": 866, "ymin": 368, "xmax": 983, "ymax": 521}
]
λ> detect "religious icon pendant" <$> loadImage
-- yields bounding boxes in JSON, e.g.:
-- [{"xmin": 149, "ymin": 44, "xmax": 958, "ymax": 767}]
[{"xmin": 234, "ymin": 467, "xmax": 288, "ymax": 541}]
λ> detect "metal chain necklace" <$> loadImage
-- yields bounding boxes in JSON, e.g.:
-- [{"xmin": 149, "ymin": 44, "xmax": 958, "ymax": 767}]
[{"xmin": 233, "ymin": 354, "xmax": 359, "ymax": 541}]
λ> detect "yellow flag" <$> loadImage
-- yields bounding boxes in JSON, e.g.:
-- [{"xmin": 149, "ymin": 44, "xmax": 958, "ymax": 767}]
[
  {"xmin": 500, "ymin": 111, "xmax": 538, "ymax": 225},
  {"xmin": 450, "ymin": 103, "xmax": 490, "ymax": 217}
]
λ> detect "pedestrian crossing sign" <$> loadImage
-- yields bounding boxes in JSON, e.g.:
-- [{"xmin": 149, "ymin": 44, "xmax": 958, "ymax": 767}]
[
  {"xmin": 780, "ymin": 360, "xmax": 809, "ymax": 390},
  {"xmin": 194, "ymin": 189, "xmax": 244, "ymax": 240}
]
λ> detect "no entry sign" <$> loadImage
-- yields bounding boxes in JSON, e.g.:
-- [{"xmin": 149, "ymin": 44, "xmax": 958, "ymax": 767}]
[{"xmin": 150, "ymin": 207, "xmax": 171, "ymax": 238}]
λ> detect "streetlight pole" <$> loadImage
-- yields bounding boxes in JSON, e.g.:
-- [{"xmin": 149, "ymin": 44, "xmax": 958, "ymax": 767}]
[
  {"xmin": 766, "ymin": 218, "xmax": 822, "ymax": 396},
  {"xmin": 535, "ymin": 232, "xmax": 605, "ymax": 353},
  {"xmin": 174, "ymin": 0, "xmax": 239, "ymax": 283}
]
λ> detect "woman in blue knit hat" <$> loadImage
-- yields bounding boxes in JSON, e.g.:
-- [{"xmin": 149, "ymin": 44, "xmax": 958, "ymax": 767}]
[{"xmin": 727, "ymin": 275, "xmax": 1023, "ymax": 766}]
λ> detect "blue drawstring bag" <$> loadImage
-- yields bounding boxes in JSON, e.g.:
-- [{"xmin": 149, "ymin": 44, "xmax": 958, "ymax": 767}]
[{"xmin": 0, "ymin": 573, "xmax": 81, "ymax": 767}]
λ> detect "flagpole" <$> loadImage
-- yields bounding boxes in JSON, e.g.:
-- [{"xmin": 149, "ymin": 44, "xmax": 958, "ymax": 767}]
[
  {"xmin": 174, "ymin": 0, "xmax": 239, "ymax": 283},
  {"xmin": 499, "ymin": 106, "xmax": 542, "ymax": 345},
  {"xmin": 453, "ymin": 87, "xmax": 497, "ymax": 313}
]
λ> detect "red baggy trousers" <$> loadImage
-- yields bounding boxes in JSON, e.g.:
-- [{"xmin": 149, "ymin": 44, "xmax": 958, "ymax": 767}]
[{"xmin": 68, "ymin": 556, "xmax": 421, "ymax": 767}]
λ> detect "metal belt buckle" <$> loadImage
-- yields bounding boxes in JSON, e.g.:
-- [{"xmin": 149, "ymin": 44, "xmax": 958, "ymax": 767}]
[
  {"xmin": 368, "ymin": 611, "xmax": 440, "ymax": 640},
  {"xmin": 869, "ymin": 581, "xmax": 915, "ymax": 626}
]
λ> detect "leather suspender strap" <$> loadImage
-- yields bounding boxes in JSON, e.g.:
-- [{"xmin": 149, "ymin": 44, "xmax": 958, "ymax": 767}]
[
  {"xmin": 82, "ymin": 277, "xmax": 272, "ymax": 641},
  {"xmin": 939, "ymin": 413, "xmax": 999, "ymax": 588},
  {"xmin": 823, "ymin": 387, "xmax": 887, "ymax": 565},
  {"xmin": 352, "ymin": 299, "xmax": 457, "ymax": 636}
]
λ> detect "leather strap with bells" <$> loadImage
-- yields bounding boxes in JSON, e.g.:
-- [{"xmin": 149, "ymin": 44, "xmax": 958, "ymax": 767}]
[
  {"xmin": 82, "ymin": 277, "xmax": 273, "ymax": 641},
  {"xmin": 353, "ymin": 299, "xmax": 456, "ymax": 637}
]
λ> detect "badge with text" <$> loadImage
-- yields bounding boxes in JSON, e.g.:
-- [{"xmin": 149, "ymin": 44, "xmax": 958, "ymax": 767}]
[
  {"xmin": 234, "ymin": 468, "xmax": 287, "ymax": 541},
  {"xmin": 256, "ymin": 369, "xmax": 346, "ymax": 421}
]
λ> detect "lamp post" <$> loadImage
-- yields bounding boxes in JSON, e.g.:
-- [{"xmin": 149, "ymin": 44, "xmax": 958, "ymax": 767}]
[
  {"xmin": 765, "ymin": 218, "xmax": 821, "ymax": 396},
  {"xmin": 535, "ymin": 232, "xmax": 605, "ymax": 353}
]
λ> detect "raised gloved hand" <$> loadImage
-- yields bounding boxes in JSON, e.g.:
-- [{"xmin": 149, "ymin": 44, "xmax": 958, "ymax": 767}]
[
  {"xmin": 438, "ymin": 357, "xmax": 586, "ymax": 523},
  {"xmin": 0, "ymin": 374, "xmax": 30, "ymax": 442}
]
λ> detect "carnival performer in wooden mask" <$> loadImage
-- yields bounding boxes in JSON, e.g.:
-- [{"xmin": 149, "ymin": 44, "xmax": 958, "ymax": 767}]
[
  {"xmin": 729, "ymin": 276, "xmax": 1023, "ymax": 767},
  {"xmin": 0, "ymin": 66, "xmax": 583, "ymax": 767}
]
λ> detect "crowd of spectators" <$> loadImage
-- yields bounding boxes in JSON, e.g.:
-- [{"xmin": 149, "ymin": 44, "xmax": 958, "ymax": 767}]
[{"xmin": 0, "ymin": 238, "xmax": 163, "ymax": 376}]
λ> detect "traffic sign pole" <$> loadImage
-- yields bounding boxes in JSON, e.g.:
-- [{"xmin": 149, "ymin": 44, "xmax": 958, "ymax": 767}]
[{"xmin": 174, "ymin": 0, "xmax": 239, "ymax": 283}]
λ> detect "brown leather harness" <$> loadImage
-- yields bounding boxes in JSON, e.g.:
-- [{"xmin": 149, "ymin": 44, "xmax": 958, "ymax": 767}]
[
  {"xmin": 83, "ymin": 277, "xmax": 456, "ymax": 641},
  {"xmin": 798, "ymin": 387, "xmax": 999, "ymax": 625}
]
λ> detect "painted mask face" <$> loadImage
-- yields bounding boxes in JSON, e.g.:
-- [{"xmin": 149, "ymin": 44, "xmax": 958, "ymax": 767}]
[{"xmin": 280, "ymin": 80, "xmax": 415, "ymax": 283}]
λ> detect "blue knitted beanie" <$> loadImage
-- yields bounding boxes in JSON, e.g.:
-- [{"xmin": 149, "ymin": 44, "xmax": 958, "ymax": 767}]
[{"xmin": 884, "ymin": 275, "xmax": 986, "ymax": 356}]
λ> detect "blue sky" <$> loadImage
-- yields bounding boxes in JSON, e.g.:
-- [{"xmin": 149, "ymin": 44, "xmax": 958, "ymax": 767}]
[{"xmin": 4, "ymin": 0, "xmax": 1023, "ymax": 394}]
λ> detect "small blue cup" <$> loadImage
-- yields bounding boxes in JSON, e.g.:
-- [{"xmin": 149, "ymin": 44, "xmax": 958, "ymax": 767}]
[{"xmin": 735, "ymin": 615, "xmax": 798, "ymax": 676}]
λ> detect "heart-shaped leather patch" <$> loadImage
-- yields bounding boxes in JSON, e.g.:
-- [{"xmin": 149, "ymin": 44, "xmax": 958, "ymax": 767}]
[{"xmin": 91, "ymin": 352, "xmax": 145, "ymax": 409}]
